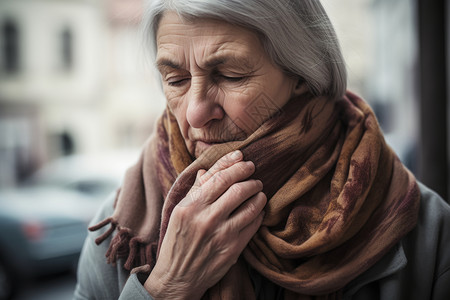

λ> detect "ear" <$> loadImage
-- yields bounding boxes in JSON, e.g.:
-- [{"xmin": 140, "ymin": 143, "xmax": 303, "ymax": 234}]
[{"xmin": 291, "ymin": 78, "xmax": 307, "ymax": 97}]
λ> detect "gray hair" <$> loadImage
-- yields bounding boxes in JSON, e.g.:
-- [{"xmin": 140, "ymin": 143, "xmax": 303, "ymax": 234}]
[{"xmin": 143, "ymin": 0, "xmax": 347, "ymax": 99}]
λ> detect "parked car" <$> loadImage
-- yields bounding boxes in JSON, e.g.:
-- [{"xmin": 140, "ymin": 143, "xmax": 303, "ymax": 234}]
[{"xmin": 0, "ymin": 150, "xmax": 138, "ymax": 299}]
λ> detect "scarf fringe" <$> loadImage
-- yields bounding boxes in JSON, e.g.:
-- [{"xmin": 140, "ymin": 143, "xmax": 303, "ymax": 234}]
[
  {"xmin": 89, "ymin": 217, "xmax": 116, "ymax": 245},
  {"xmin": 89, "ymin": 217, "xmax": 157, "ymax": 271}
]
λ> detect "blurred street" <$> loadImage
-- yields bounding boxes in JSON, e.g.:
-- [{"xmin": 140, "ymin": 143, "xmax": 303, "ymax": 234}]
[{"xmin": 15, "ymin": 271, "xmax": 76, "ymax": 300}]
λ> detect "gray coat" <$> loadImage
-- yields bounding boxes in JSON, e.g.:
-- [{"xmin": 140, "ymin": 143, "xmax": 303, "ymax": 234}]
[{"xmin": 74, "ymin": 183, "xmax": 450, "ymax": 299}]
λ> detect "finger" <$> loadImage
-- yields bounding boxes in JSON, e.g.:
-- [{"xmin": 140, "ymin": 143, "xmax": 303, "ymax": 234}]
[
  {"xmin": 235, "ymin": 210, "xmax": 265, "ymax": 252},
  {"xmin": 212, "ymin": 180, "xmax": 263, "ymax": 216},
  {"xmin": 227, "ymin": 192, "xmax": 267, "ymax": 230},
  {"xmin": 198, "ymin": 160, "xmax": 255, "ymax": 204},
  {"xmin": 193, "ymin": 169, "xmax": 207, "ymax": 187},
  {"xmin": 198, "ymin": 150, "xmax": 243, "ymax": 185}
]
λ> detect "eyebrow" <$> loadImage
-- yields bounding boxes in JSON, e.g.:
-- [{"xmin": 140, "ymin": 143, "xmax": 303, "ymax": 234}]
[
  {"xmin": 156, "ymin": 55, "xmax": 253, "ymax": 73},
  {"xmin": 156, "ymin": 59, "xmax": 182, "ymax": 72}
]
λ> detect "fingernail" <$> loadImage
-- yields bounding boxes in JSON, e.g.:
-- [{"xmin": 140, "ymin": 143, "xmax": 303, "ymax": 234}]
[
  {"xmin": 231, "ymin": 150, "xmax": 242, "ymax": 160},
  {"xmin": 257, "ymin": 180, "xmax": 263, "ymax": 189},
  {"xmin": 246, "ymin": 161, "xmax": 255, "ymax": 169}
]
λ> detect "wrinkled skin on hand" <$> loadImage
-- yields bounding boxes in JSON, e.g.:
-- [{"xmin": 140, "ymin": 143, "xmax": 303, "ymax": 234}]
[{"xmin": 144, "ymin": 150, "xmax": 267, "ymax": 300}]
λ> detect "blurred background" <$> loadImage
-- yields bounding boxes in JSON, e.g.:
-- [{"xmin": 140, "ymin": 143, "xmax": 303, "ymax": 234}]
[{"xmin": 0, "ymin": 0, "xmax": 448, "ymax": 299}]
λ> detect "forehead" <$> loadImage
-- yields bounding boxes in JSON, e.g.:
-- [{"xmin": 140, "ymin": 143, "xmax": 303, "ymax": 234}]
[{"xmin": 156, "ymin": 11, "xmax": 264, "ymax": 67}]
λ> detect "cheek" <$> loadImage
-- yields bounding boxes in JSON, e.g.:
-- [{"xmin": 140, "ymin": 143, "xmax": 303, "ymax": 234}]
[
  {"xmin": 163, "ymin": 84, "xmax": 185, "ymax": 109},
  {"xmin": 222, "ymin": 89, "xmax": 262, "ymax": 133},
  {"xmin": 165, "ymin": 95, "xmax": 183, "ymax": 122},
  {"xmin": 223, "ymin": 78, "xmax": 293, "ymax": 132},
  {"xmin": 165, "ymin": 92, "xmax": 189, "ymax": 136}
]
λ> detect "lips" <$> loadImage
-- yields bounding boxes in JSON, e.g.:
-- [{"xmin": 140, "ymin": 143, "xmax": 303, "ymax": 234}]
[
  {"xmin": 189, "ymin": 129, "xmax": 247, "ymax": 157},
  {"xmin": 194, "ymin": 140, "xmax": 222, "ymax": 157}
]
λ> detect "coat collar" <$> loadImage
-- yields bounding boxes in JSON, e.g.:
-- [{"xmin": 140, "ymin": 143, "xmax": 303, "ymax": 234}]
[{"xmin": 343, "ymin": 241, "xmax": 407, "ymax": 298}]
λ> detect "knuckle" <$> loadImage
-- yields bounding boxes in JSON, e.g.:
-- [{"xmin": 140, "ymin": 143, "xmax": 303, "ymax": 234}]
[
  {"xmin": 212, "ymin": 151, "xmax": 240, "ymax": 172},
  {"xmin": 189, "ymin": 186, "xmax": 203, "ymax": 199},
  {"xmin": 246, "ymin": 194, "xmax": 266, "ymax": 216},
  {"xmin": 195, "ymin": 170, "xmax": 207, "ymax": 185},
  {"xmin": 218, "ymin": 156, "xmax": 230, "ymax": 167},
  {"xmin": 222, "ymin": 151, "xmax": 236, "ymax": 164},
  {"xmin": 229, "ymin": 183, "xmax": 245, "ymax": 198},
  {"xmin": 212, "ymin": 170, "xmax": 231, "ymax": 186},
  {"xmin": 213, "ymin": 157, "xmax": 228, "ymax": 171},
  {"xmin": 245, "ymin": 201, "xmax": 259, "ymax": 216}
]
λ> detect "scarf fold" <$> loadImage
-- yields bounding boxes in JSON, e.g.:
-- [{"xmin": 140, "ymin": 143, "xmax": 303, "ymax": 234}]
[{"xmin": 90, "ymin": 90, "xmax": 420, "ymax": 299}]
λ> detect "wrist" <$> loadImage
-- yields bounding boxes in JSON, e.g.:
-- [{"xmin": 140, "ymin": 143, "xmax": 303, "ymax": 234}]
[
  {"xmin": 144, "ymin": 269, "xmax": 202, "ymax": 300},
  {"xmin": 144, "ymin": 271, "xmax": 169, "ymax": 300}
]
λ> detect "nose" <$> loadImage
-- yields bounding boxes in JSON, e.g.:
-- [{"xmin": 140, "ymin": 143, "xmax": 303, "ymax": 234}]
[{"xmin": 185, "ymin": 79, "xmax": 224, "ymax": 128}]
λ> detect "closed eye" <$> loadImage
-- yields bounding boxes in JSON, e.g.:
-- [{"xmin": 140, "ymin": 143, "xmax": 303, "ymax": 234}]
[
  {"xmin": 167, "ymin": 78, "xmax": 190, "ymax": 87},
  {"xmin": 220, "ymin": 75, "xmax": 245, "ymax": 82}
]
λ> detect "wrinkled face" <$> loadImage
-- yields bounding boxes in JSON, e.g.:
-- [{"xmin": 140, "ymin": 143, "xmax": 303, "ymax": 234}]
[{"xmin": 156, "ymin": 12, "xmax": 298, "ymax": 157}]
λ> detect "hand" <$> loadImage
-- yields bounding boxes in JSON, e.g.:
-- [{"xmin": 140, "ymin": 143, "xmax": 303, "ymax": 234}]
[{"xmin": 144, "ymin": 150, "xmax": 267, "ymax": 300}]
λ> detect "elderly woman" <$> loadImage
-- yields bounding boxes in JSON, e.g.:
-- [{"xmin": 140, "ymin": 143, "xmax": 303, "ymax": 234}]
[{"xmin": 74, "ymin": 0, "xmax": 450, "ymax": 299}]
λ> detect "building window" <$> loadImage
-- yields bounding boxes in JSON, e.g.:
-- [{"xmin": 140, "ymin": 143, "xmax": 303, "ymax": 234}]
[
  {"xmin": 2, "ymin": 20, "xmax": 20, "ymax": 73},
  {"xmin": 61, "ymin": 27, "xmax": 73, "ymax": 70}
]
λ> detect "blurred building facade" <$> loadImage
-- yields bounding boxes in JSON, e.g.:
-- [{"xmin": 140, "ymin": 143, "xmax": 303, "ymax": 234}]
[{"xmin": 0, "ymin": 0, "xmax": 165, "ymax": 188}]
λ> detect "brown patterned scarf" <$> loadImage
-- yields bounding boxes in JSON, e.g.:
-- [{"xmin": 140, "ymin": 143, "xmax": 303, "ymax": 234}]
[{"xmin": 90, "ymin": 90, "xmax": 420, "ymax": 299}]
